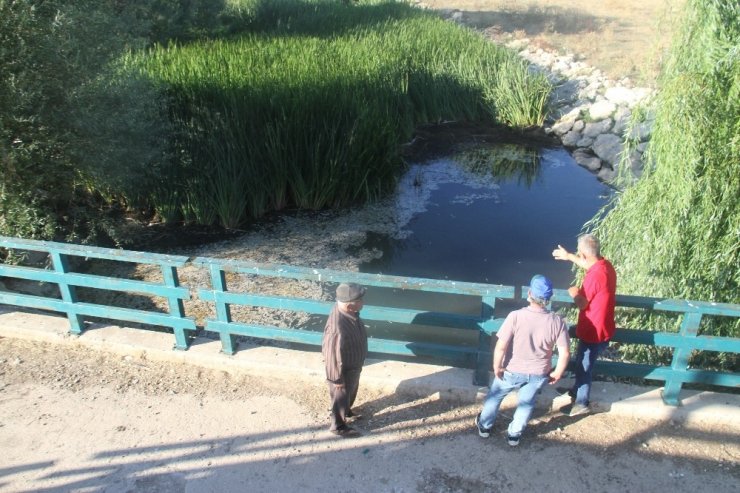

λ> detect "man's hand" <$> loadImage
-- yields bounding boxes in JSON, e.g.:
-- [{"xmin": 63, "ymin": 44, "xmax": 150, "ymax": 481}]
[
  {"xmin": 548, "ymin": 371, "xmax": 562, "ymax": 385},
  {"xmin": 552, "ymin": 245, "xmax": 571, "ymax": 261},
  {"xmin": 494, "ymin": 367, "xmax": 505, "ymax": 379},
  {"xmin": 568, "ymin": 286, "xmax": 580, "ymax": 298}
]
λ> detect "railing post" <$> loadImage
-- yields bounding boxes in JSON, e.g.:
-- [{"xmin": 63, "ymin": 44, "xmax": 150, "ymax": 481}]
[
  {"xmin": 474, "ymin": 295, "xmax": 495, "ymax": 386},
  {"xmin": 49, "ymin": 251, "xmax": 85, "ymax": 334},
  {"xmin": 161, "ymin": 264, "xmax": 189, "ymax": 350},
  {"xmin": 662, "ymin": 311, "xmax": 702, "ymax": 405},
  {"xmin": 209, "ymin": 264, "xmax": 236, "ymax": 355}
]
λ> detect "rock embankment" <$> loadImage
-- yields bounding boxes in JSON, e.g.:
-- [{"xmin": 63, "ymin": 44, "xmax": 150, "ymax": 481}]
[{"xmin": 437, "ymin": 8, "xmax": 657, "ymax": 184}]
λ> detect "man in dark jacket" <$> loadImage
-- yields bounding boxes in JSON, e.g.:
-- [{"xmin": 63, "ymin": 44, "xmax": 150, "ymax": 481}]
[{"xmin": 322, "ymin": 282, "xmax": 368, "ymax": 437}]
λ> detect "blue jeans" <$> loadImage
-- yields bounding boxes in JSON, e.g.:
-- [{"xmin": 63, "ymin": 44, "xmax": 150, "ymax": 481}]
[
  {"xmin": 479, "ymin": 371, "xmax": 548, "ymax": 438},
  {"xmin": 572, "ymin": 340, "xmax": 609, "ymax": 406}
]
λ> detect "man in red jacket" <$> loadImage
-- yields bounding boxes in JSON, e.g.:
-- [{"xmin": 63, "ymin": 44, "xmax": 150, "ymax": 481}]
[{"xmin": 553, "ymin": 234, "xmax": 617, "ymax": 416}]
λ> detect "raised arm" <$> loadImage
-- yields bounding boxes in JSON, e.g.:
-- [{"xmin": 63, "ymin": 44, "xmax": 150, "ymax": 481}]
[{"xmin": 552, "ymin": 244, "xmax": 590, "ymax": 270}]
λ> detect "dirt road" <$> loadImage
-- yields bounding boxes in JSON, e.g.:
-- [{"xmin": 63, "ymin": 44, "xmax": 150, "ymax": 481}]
[{"xmin": 1, "ymin": 335, "xmax": 738, "ymax": 492}]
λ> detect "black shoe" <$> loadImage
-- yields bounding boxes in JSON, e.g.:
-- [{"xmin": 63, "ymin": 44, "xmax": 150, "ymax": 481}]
[
  {"xmin": 475, "ymin": 413, "xmax": 491, "ymax": 438},
  {"xmin": 507, "ymin": 434, "xmax": 520, "ymax": 446},
  {"xmin": 331, "ymin": 424, "xmax": 360, "ymax": 438},
  {"xmin": 555, "ymin": 386, "xmax": 573, "ymax": 396}
]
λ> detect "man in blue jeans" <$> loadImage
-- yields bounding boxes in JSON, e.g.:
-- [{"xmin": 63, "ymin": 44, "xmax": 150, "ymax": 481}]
[
  {"xmin": 553, "ymin": 234, "xmax": 617, "ymax": 416},
  {"xmin": 475, "ymin": 275, "xmax": 570, "ymax": 446}
]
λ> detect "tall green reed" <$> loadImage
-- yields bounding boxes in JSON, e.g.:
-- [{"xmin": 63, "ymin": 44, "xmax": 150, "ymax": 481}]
[{"xmin": 125, "ymin": 0, "xmax": 551, "ymax": 227}]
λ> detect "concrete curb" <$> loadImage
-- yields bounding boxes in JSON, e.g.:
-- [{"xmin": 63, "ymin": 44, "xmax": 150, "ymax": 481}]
[{"xmin": 1, "ymin": 306, "xmax": 738, "ymax": 429}]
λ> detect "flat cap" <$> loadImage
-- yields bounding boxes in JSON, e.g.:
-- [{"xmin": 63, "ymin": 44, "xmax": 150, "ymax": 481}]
[{"xmin": 336, "ymin": 282, "xmax": 366, "ymax": 302}]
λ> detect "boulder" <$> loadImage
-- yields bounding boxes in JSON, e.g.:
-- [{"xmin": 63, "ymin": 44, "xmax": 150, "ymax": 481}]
[
  {"xmin": 629, "ymin": 121, "xmax": 653, "ymax": 141},
  {"xmin": 605, "ymin": 86, "xmax": 652, "ymax": 106},
  {"xmin": 588, "ymin": 101, "xmax": 616, "ymax": 121},
  {"xmin": 598, "ymin": 166, "xmax": 617, "ymax": 183},
  {"xmin": 592, "ymin": 133, "xmax": 624, "ymax": 166},
  {"xmin": 561, "ymin": 129, "xmax": 581, "ymax": 147},
  {"xmin": 576, "ymin": 136, "xmax": 594, "ymax": 147},
  {"xmin": 550, "ymin": 118, "xmax": 575, "ymax": 137},
  {"xmin": 583, "ymin": 119, "xmax": 613, "ymax": 138},
  {"xmin": 611, "ymin": 107, "xmax": 632, "ymax": 136},
  {"xmin": 572, "ymin": 149, "xmax": 602, "ymax": 171}
]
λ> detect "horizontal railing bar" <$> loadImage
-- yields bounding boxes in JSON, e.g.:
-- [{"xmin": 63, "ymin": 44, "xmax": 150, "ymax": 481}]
[
  {"xmin": 612, "ymin": 328, "xmax": 740, "ymax": 352},
  {"xmin": 0, "ymin": 236, "xmax": 189, "ymax": 266},
  {"xmin": 194, "ymin": 257, "xmax": 514, "ymax": 297},
  {"xmin": 653, "ymin": 299, "xmax": 740, "ymax": 317},
  {"xmin": 199, "ymin": 291, "xmax": 487, "ymax": 330},
  {"xmin": 480, "ymin": 318, "xmax": 506, "ymax": 335},
  {"xmin": 0, "ymin": 265, "xmax": 189, "ymax": 299},
  {"xmin": 525, "ymin": 287, "xmax": 740, "ymax": 317},
  {"xmin": 594, "ymin": 361, "xmax": 740, "ymax": 386},
  {"xmin": 205, "ymin": 320, "xmax": 478, "ymax": 358},
  {"xmin": 0, "ymin": 292, "xmax": 195, "ymax": 330}
]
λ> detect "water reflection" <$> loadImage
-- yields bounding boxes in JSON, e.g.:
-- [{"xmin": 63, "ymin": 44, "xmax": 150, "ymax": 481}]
[
  {"xmin": 457, "ymin": 144, "xmax": 541, "ymax": 187},
  {"xmin": 361, "ymin": 144, "xmax": 611, "ymax": 290},
  {"xmin": 354, "ymin": 144, "xmax": 611, "ymax": 357}
]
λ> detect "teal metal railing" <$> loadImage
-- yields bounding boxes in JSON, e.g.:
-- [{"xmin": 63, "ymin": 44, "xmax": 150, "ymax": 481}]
[
  {"xmin": 0, "ymin": 236, "xmax": 196, "ymax": 349},
  {"xmin": 1, "ymin": 237, "xmax": 738, "ymax": 405},
  {"xmin": 541, "ymin": 288, "xmax": 740, "ymax": 405},
  {"xmin": 193, "ymin": 256, "xmax": 513, "ymax": 385}
]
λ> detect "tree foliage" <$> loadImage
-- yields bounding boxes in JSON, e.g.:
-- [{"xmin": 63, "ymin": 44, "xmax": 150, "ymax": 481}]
[
  {"xmin": 0, "ymin": 0, "xmax": 222, "ymax": 243},
  {"xmin": 589, "ymin": 0, "xmax": 739, "ymax": 369}
]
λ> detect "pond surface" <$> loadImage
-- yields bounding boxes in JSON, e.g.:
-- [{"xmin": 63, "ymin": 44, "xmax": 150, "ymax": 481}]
[
  {"xmin": 354, "ymin": 143, "xmax": 613, "ymax": 352},
  {"xmin": 361, "ymin": 144, "xmax": 612, "ymax": 289}
]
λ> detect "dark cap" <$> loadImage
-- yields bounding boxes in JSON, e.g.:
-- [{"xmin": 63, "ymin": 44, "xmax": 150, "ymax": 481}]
[{"xmin": 336, "ymin": 283, "xmax": 366, "ymax": 303}]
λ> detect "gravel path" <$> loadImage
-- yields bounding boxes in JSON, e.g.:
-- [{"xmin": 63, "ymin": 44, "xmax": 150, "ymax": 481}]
[{"xmin": 1, "ymin": 337, "xmax": 738, "ymax": 492}]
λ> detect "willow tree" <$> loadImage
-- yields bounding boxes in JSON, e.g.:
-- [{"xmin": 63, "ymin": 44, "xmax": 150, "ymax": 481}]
[{"xmin": 589, "ymin": 0, "xmax": 739, "ymax": 369}]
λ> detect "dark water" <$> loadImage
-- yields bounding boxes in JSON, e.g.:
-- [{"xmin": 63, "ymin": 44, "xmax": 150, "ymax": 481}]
[
  {"xmin": 354, "ymin": 144, "xmax": 612, "ymax": 352},
  {"xmin": 361, "ymin": 145, "xmax": 611, "ymax": 289}
]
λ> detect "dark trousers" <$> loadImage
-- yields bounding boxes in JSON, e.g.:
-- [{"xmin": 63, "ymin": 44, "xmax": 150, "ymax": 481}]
[
  {"xmin": 572, "ymin": 340, "xmax": 609, "ymax": 406},
  {"xmin": 327, "ymin": 368, "xmax": 362, "ymax": 430}
]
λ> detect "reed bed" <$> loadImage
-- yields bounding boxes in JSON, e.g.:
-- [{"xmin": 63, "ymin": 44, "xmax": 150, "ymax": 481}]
[{"xmin": 125, "ymin": 0, "xmax": 551, "ymax": 227}]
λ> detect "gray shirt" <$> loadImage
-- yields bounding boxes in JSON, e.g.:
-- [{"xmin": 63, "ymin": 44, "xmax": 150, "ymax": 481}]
[{"xmin": 497, "ymin": 306, "xmax": 570, "ymax": 375}]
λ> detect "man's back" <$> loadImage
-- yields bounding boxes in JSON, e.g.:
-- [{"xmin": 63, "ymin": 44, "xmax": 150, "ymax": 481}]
[{"xmin": 498, "ymin": 306, "xmax": 569, "ymax": 376}]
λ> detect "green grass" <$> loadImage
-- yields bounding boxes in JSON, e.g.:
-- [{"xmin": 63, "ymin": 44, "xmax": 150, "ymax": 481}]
[{"xmin": 124, "ymin": 0, "xmax": 551, "ymax": 227}]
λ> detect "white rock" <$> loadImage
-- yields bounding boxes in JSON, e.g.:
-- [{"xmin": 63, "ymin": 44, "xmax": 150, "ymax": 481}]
[
  {"xmin": 588, "ymin": 101, "xmax": 616, "ymax": 120},
  {"xmin": 605, "ymin": 86, "xmax": 652, "ymax": 106},
  {"xmin": 572, "ymin": 120, "xmax": 585, "ymax": 132},
  {"xmin": 551, "ymin": 119, "xmax": 575, "ymax": 136}
]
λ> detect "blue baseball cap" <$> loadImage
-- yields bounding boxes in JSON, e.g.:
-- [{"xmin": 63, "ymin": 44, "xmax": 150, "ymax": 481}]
[{"xmin": 529, "ymin": 275, "xmax": 553, "ymax": 300}]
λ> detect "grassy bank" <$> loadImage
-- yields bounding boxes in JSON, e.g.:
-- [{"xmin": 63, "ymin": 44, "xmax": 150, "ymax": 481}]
[{"xmin": 125, "ymin": 0, "xmax": 551, "ymax": 228}]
